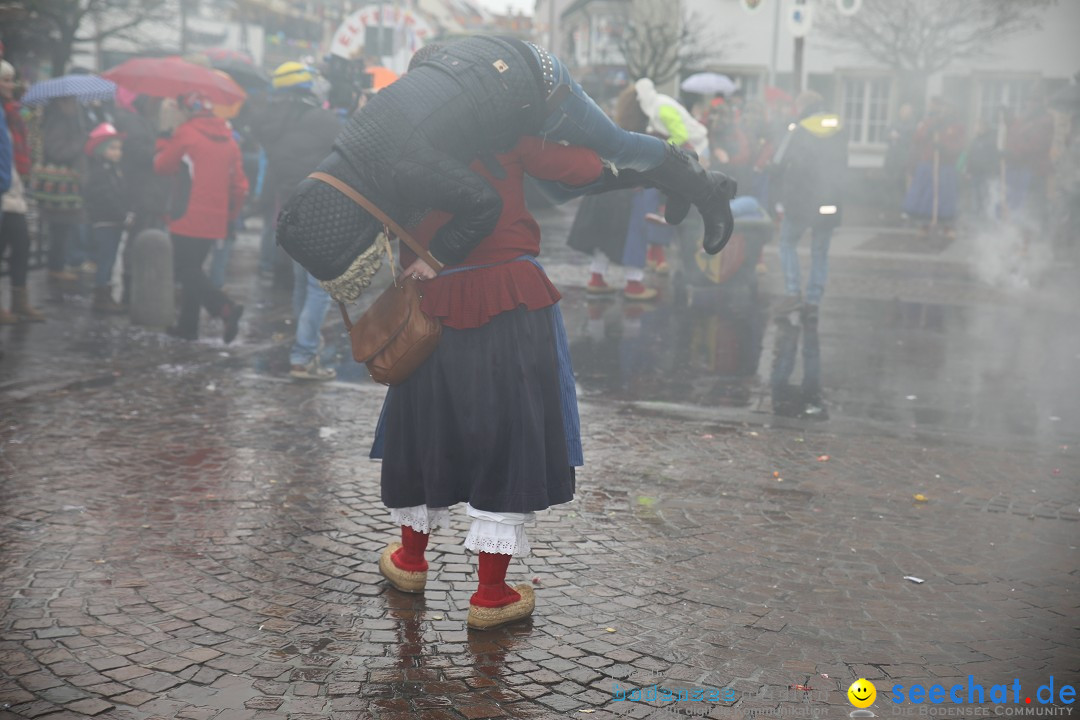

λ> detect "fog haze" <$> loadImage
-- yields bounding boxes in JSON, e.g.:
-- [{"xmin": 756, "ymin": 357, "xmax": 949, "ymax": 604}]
[{"xmin": 472, "ymin": 0, "xmax": 534, "ymax": 15}]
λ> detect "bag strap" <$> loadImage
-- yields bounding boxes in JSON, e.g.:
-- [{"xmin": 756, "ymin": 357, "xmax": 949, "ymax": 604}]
[
  {"xmin": 307, "ymin": 171, "xmax": 443, "ymax": 272},
  {"xmin": 338, "ymin": 300, "xmax": 352, "ymax": 330}
]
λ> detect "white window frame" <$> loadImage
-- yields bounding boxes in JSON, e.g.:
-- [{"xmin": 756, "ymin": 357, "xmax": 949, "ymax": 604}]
[
  {"xmin": 971, "ymin": 72, "xmax": 1041, "ymax": 128},
  {"xmin": 838, "ymin": 72, "xmax": 894, "ymax": 149}
]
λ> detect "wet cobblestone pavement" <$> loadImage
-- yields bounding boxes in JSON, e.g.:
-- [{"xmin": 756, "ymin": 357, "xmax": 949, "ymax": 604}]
[{"xmin": 1, "ymin": 216, "xmax": 1078, "ymax": 720}]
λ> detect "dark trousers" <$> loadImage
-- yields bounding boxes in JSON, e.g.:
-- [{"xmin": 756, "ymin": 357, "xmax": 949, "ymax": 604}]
[
  {"xmin": 172, "ymin": 234, "xmax": 229, "ymax": 337},
  {"xmin": 47, "ymin": 220, "xmax": 77, "ymax": 271},
  {"xmin": 0, "ymin": 212, "xmax": 30, "ymax": 286},
  {"xmin": 92, "ymin": 225, "xmax": 123, "ymax": 289}
]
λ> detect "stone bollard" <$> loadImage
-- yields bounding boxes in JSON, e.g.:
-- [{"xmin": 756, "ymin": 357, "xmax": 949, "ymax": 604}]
[{"xmin": 129, "ymin": 229, "xmax": 174, "ymax": 328}]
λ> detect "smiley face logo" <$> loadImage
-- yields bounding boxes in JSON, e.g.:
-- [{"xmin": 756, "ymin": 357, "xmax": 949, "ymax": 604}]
[{"xmin": 847, "ymin": 679, "xmax": 877, "ymax": 708}]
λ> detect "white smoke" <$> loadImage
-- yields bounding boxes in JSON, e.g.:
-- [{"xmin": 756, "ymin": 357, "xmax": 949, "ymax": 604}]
[{"xmin": 971, "ymin": 223, "xmax": 1054, "ymax": 292}]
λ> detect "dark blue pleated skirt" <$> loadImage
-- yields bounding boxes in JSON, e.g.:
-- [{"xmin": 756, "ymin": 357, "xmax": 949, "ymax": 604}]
[{"xmin": 372, "ymin": 305, "xmax": 576, "ymax": 514}]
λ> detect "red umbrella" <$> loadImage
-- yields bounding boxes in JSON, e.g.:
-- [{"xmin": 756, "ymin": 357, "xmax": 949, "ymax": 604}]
[
  {"xmin": 764, "ymin": 85, "xmax": 793, "ymax": 105},
  {"xmin": 103, "ymin": 56, "xmax": 246, "ymax": 107},
  {"xmin": 201, "ymin": 47, "xmax": 254, "ymax": 65}
]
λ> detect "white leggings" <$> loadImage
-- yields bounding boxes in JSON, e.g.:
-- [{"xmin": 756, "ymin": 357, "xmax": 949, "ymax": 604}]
[
  {"xmin": 389, "ymin": 503, "xmax": 533, "ymax": 557},
  {"xmin": 590, "ymin": 249, "xmax": 643, "ymax": 282}
]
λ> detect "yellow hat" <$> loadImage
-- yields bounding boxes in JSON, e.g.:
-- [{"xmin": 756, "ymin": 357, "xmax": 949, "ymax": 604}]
[{"xmin": 272, "ymin": 61, "xmax": 313, "ymax": 89}]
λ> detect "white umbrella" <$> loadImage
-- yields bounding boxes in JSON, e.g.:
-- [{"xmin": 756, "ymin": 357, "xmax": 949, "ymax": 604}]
[{"xmin": 681, "ymin": 73, "xmax": 737, "ymax": 96}]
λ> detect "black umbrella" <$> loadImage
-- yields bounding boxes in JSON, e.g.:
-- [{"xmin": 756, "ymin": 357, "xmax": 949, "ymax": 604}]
[{"xmin": 210, "ymin": 58, "xmax": 270, "ymax": 91}]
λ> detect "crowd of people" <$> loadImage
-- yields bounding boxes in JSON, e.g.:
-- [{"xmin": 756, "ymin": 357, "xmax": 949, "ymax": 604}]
[
  {"xmin": 568, "ymin": 81, "xmax": 848, "ymax": 320},
  {"xmin": 724, "ymin": 82, "xmax": 1074, "ymax": 243},
  {"xmin": 2, "ymin": 60, "xmax": 1076, "ymax": 342},
  {"xmin": 563, "ymin": 78, "xmax": 1080, "ymax": 318},
  {"xmin": 697, "ymin": 83, "xmax": 1072, "ymax": 246},
  {"xmin": 0, "ymin": 55, "xmax": 379, "ymax": 373},
  {"xmin": 883, "ymin": 90, "xmax": 1073, "ymax": 245}
]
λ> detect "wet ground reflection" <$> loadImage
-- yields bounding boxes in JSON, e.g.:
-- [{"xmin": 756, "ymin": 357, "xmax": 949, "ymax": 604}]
[
  {"xmin": 279, "ymin": 276, "xmax": 1080, "ymax": 445},
  {"xmin": 769, "ymin": 316, "xmax": 824, "ymax": 420},
  {"xmin": 568, "ymin": 291, "xmax": 766, "ymax": 408}
]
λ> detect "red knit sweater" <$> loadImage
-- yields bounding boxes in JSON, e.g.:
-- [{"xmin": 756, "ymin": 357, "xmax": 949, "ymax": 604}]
[
  {"xmin": 404, "ymin": 136, "xmax": 602, "ymax": 329},
  {"xmin": 4, "ymin": 100, "xmax": 30, "ymax": 177}
]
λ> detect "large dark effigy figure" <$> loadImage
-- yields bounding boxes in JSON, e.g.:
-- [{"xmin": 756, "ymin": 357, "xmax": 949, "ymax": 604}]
[{"xmin": 276, "ymin": 36, "xmax": 736, "ymax": 301}]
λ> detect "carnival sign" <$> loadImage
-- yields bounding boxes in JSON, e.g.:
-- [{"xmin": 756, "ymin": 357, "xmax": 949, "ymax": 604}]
[
  {"xmin": 330, "ymin": 5, "xmax": 434, "ymax": 61},
  {"xmin": 836, "ymin": 0, "xmax": 862, "ymax": 16},
  {"xmin": 788, "ymin": 2, "xmax": 813, "ymax": 38}
]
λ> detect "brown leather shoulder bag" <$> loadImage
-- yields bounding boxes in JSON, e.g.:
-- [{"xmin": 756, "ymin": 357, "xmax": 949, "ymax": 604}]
[{"xmin": 308, "ymin": 172, "xmax": 442, "ymax": 386}]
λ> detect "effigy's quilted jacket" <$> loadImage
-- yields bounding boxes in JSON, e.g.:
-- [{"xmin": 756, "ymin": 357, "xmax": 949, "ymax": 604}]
[{"xmin": 275, "ymin": 35, "xmax": 547, "ymax": 298}]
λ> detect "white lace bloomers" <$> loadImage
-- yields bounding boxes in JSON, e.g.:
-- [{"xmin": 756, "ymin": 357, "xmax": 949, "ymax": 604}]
[{"xmin": 389, "ymin": 503, "xmax": 534, "ymax": 557}]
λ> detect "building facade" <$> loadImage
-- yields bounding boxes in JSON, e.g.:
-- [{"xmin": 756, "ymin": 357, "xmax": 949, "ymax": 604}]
[
  {"xmin": 559, "ymin": 0, "xmax": 1080, "ymax": 168},
  {"xmin": 533, "ymin": 0, "xmax": 575, "ymax": 57},
  {"xmin": 685, "ymin": 0, "xmax": 1080, "ymax": 168}
]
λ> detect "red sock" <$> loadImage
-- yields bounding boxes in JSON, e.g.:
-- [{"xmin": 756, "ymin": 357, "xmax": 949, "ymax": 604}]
[
  {"xmin": 625, "ymin": 280, "xmax": 647, "ymax": 294},
  {"xmin": 588, "ymin": 272, "xmax": 608, "ymax": 287},
  {"xmin": 653, "ymin": 246, "xmax": 666, "ymax": 265},
  {"xmin": 470, "ymin": 552, "xmax": 521, "ymax": 608},
  {"xmin": 391, "ymin": 525, "xmax": 428, "ymax": 572}
]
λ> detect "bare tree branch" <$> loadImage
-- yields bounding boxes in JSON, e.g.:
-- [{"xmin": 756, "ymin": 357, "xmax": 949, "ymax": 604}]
[
  {"xmin": 816, "ymin": 0, "xmax": 1054, "ymax": 75},
  {"xmin": 9, "ymin": 0, "xmax": 172, "ymax": 73},
  {"xmin": 616, "ymin": 0, "xmax": 726, "ymax": 86},
  {"xmin": 74, "ymin": 0, "xmax": 170, "ymax": 43}
]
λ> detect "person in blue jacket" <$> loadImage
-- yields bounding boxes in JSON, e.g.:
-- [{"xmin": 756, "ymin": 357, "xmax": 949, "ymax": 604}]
[{"xmin": 0, "ymin": 103, "xmax": 12, "ymax": 196}]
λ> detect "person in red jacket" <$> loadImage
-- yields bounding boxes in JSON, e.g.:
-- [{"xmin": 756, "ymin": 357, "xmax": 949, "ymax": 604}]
[
  {"xmin": 154, "ymin": 92, "xmax": 248, "ymax": 342},
  {"xmin": 902, "ymin": 98, "xmax": 966, "ymax": 236}
]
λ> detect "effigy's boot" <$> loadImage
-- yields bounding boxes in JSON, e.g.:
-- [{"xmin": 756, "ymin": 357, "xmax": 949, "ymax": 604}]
[
  {"xmin": 644, "ymin": 145, "xmax": 738, "ymax": 255},
  {"xmin": 584, "ymin": 145, "xmax": 737, "ymax": 255}
]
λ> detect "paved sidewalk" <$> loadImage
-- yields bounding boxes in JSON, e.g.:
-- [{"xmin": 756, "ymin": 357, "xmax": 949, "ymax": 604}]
[{"xmin": 1, "ymin": 224, "xmax": 1078, "ymax": 720}]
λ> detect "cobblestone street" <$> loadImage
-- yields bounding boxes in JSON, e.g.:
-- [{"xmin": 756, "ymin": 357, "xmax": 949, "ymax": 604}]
[{"xmin": 2, "ymin": 213, "xmax": 1078, "ymax": 720}]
